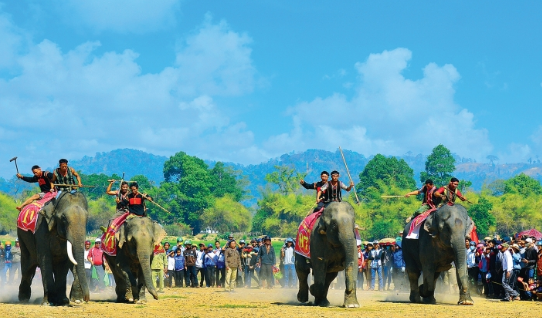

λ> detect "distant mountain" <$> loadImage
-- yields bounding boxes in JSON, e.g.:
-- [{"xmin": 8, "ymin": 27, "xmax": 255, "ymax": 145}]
[{"xmin": 4, "ymin": 148, "xmax": 542, "ymax": 205}]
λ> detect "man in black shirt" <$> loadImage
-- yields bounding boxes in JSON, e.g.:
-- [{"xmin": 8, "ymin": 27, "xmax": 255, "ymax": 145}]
[
  {"xmin": 124, "ymin": 182, "xmax": 152, "ymax": 216},
  {"xmin": 16, "ymin": 165, "xmax": 54, "ymax": 211},
  {"xmin": 300, "ymin": 171, "xmax": 329, "ymax": 211}
]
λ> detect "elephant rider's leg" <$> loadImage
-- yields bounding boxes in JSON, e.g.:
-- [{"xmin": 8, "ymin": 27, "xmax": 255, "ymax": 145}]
[{"xmin": 17, "ymin": 193, "xmax": 42, "ymax": 211}]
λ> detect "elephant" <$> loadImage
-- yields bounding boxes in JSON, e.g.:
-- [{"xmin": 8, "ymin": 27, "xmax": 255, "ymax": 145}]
[
  {"xmin": 295, "ymin": 202, "xmax": 359, "ymax": 308},
  {"xmin": 402, "ymin": 204, "xmax": 474, "ymax": 305},
  {"xmin": 103, "ymin": 216, "xmax": 166, "ymax": 303},
  {"xmin": 17, "ymin": 191, "xmax": 90, "ymax": 305}
]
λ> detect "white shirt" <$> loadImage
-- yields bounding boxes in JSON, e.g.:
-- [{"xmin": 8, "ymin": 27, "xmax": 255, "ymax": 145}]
[
  {"xmin": 466, "ymin": 248, "xmax": 477, "ymax": 268},
  {"xmin": 283, "ymin": 247, "xmax": 294, "ymax": 265},
  {"xmin": 502, "ymin": 249, "xmax": 513, "ymax": 272},
  {"xmin": 167, "ymin": 255, "xmax": 175, "ymax": 270},
  {"xmin": 195, "ymin": 250, "xmax": 204, "ymax": 268},
  {"xmin": 84, "ymin": 249, "xmax": 92, "ymax": 270}
]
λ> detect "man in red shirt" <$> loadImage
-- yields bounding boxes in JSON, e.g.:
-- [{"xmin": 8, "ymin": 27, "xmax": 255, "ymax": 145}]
[
  {"xmin": 434, "ymin": 178, "xmax": 468, "ymax": 206},
  {"xmin": 87, "ymin": 238, "xmax": 105, "ymax": 292}
]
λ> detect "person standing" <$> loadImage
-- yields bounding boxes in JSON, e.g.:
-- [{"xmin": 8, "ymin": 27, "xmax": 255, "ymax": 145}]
[
  {"xmin": 466, "ymin": 241, "xmax": 480, "ymax": 293},
  {"xmin": 357, "ymin": 244, "xmax": 365, "ymax": 289},
  {"xmin": 281, "ymin": 238, "xmax": 296, "ymax": 288},
  {"xmin": 215, "ymin": 249, "xmax": 226, "ymax": 288},
  {"xmin": 522, "ymin": 238, "xmax": 538, "ymax": 280},
  {"xmin": 9, "ymin": 239, "xmax": 21, "ymax": 284},
  {"xmin": 247, "ymin": 247, "xmax": 260, "ymax": 288},
  {"xmin": 382, "ymin": 245, "xmax": 392, "ymax": 291},
  {"xmin": 204, "ymin": 244, "xmax": 216, "ymax": 287},
  {"xmin": 224, "ymin": 240, "xmax": 242, "ymax": 292},
  {"xmin": 392, "ymin": 242, "xmax": 406, "ymax": 291},
  {"xmin": 196, "ymin": 243, "xmax": 206, "ymax": 287},
  {"xmin": 165, "ymin": 249, "xmax": 175, "ymax": 288},
  {"xmin": 500, "ymin": 243, "xmax": 520, "ymax": 301},
  {"xmin": 183, "ymin": 240, "xmax": 198, "ymax": 287},
  {"xmin": 3, "ymin": 241, "xmax": 13, "ymax": 283},
  {"xmin": 87, "ymin": 238, "xmax": 105, "ymax": 292},
  {"xmin": 151, "ymin": 243, "xmax": 167, "ymax": 293},
  {"xmin": 83, "ymin": 240, "xmax": 93, "ymax": 290},
  {"xmin": 0, "ymin": 242, "xmax": 4, "ymax": 286},
  {"xmin": 173, "ymin": 248, "xmax": 186, "ymax": 287},
  {"xmin": 257, "ymin": 236, "xmax": 276, "ymax": 289},
  {"xmin": 368, "ymin": 242, "xmax": 384, "ymax": 291}
]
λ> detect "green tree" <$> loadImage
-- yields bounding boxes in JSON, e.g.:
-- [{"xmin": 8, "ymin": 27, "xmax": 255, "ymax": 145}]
[
  {"xmin": 357, "ymin": 154, "xmax": 416, "ymax": 199},
  {"xmin": 0, "ymin": 192, "xmax": 18, "ymax": 234},
  {"xmin": 200, "ymin": 195, "xmax": 251, "ymax": 233},
  {"xmin": 468, "ymin": 197, "xmax": 495, "ymax": 237},
  {"xmin": 209, "ymin": 162, "xmax": 246, "ymax": 201},
  {"xmin": 420, "ymin": 144, "xmax": 456, "ymax": 186},
  {"xmin": 264, "ymin": 165, "xmax": 307, "ymax": 195},
  {"xmin": 503, "ymin": 173, "xmax": 542, "ymax": 197},
  {"xmin": 78, "ymin": 173, "xmax": 121, "ymax": 200}
]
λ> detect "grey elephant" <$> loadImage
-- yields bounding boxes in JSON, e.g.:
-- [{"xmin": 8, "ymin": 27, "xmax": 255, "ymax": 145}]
[
  {"xmin": 402, "ymin": 204, "xmax": 474, "ymax": 305},
  {"xmin": 17, "ymin": 191, "xmax": 90, "ymax": 305},
  {"xmin": 295, "ymin": 202, "xmax": 359, "ymax": 308},
  {"xmin": 103, "ymin": 216, "xmax": 166, "ymax": 303}
]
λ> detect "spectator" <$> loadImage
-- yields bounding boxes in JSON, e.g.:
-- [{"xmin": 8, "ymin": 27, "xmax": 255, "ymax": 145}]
[
  {"xmin": 281, "ymin": 238, "xmax": 296, "ymax": 288},
  {"xmin": 522, "ymin": 238, "xmax": 537, "ymax": 280},
  {"xmin": 466, "ymin": 241, "xmax": 480, "ymax": 293},
  {"xmin": 183, "ymin": 240, "xmax": 198, "ymax": 287},
  {"xmin": 363, "ymin": 243, "xmax": 373, "ymax": 290},
  {"xmin": 382, "ymin": 245, "xmax": 392, "ymax": 291},
  {"xmin": 536, "ymin": 241, "xmax": 542, "ymax": 279},
  {"xmin": 87, "ymin": 238, "xmax": 105, "ymax": 292},
  {"xmin": 357, "ymin": 244, "xmax": 364, "ymax": 289},
  {"xmin": 196, "ymin": 243, "xmax": 206, "ymax": 287},
  {"xmin": 519, "ymin": 277, "xmax": 537, "ymax": 300},
  {"xmin": 242, "ymin": 244, "xmax": 252, "ymax": 287},
  {"xmin": 104, "ymin": 259, "xmax": 115, "ymax": 288},
  {"xmin": 171, "ymin": 237, "xmax": 184, "ymax": 253},
  {"xmin": 246, "ymin": 246, "xmax": 260, "ymax": 288},
  {"xmin": 258, "ymin": 236, "xmax": 276, "ymax": 289},
  {"xmin": 216, "ymin": 248, "xmax": 226, "ymax": 288},
  {"xmin": 204, "ymin": 244, "xmax": 216, "ymax": 287},
  {"xmin": 151, "ymin": 243, "xmax": 167, "ymax": 293},
  {"xmin": 501, "ymin": 243, "xmax": 520, "ymax": 301},
  {"xmin": 237, "ymin": 240, "xmax": 246, "ymax": 287},
  {"xmin": 83, "ymin": 240, "xmax": 92, "ymax": 290},
  {"xmin": 0, "ymin": 242, "xmax": 4, "ymax": 286},
  {"xmin": 368, "ymin": 242, "xmax": 384, "ymax": 291},
  {"xmin": 511, "ymin": 244, "xmax": 522, "ymax": 293},
  {"xmin": 478, "ymin": 248, "xmax": 490, "ymax": 297},
  {"xmin": 392, "ymin": 242, "xmax": 406, "ymax": 291},
  {"xmin": 3, "ymin": 241, "xmax": 12, "ymax": 283},
  {"xmin": 173, "ymin": 248, "xmax": 185, "ymax": 287},
  {"xmin": 225, "ymin": 240, "xmax": 242, "ymax": 292},
  {"xmin": 165, "ymin": 250, "xmax": 175, "ymax": 288}
]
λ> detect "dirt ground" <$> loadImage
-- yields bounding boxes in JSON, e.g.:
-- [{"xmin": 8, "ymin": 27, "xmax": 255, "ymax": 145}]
[{"xmin": 0, "ymin": 282, "xmax": 540, "ymax": 318}]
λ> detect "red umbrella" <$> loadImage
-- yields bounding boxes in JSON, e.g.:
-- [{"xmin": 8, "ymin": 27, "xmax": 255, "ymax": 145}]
[{"xmin": 517, "ymin": 229, "xmax": 542, "ymax": 240}]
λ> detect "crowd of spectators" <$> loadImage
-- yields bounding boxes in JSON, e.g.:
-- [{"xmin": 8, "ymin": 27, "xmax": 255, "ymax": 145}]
[{"xmin": 0, "ymin": 239, "xmax": 21, "ymax": 286}]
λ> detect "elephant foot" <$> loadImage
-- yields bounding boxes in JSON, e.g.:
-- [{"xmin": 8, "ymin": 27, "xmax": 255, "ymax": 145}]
[
  {"xmin": 59, "ymin": 297, "xmax": 70, "ymax": 306},
  {"xmin": 458, "ymin": 293, "xmax": 474, "ymax": 305},
  {"xmin": 314, "ymin": 298, "xmax": 330, "ymax": 307},
  {"xmin": 344, "ymin": 293, "xmax": 359, "ymax": 308},
  {"xmin": 422, "ymin": 296, "xmax": 436, "ymax": 304},
  {"xmin": 409, "ymin": 291, "xmax": 421, "ymax": 303},
  {"xmin": 297, "ymin": 289, "xmax": 309, "ymax": 303},
  {"xmin": 135, "ymin": 299, "xmax": 146, "ymax": 304}
]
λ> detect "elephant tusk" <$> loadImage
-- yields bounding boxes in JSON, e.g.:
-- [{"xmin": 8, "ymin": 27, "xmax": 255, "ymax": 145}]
[{"xmin": 67, "ymin": 240, "xmax": 78, "ymax": 265}]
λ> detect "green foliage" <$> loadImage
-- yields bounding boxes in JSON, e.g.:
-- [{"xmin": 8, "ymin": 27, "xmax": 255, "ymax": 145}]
[
  {"xmin": 0, "ymin": 192, "xmax": 18, "ymax": 234},
  {"xmin": 468, "ymin": 197, "xmax": 495, "ymax": 237},
  {"xmin": 503, "ymin": 173, "xmax": 542, "ymax": 197},
  {"xmin": 200, "ymin": 195, "xmax": 251, "ymax": 233},
  {"xmin": 264, "ymin": 165, "xmax": 307, "ymax": 195},
  {"xmin": 209, "ymin": 162, "xmax": 245, "ymax": 201},
  {"xmin": 87, "ymin": 197, "xmax": 115, "ymax": 233},
  {"xmin": 420, "ymin": 144, "xmax": 456, "ymax": 186},
  {"xmin": 357, "ymin": 154, "xmax": 416, "ymax": 200},
  {"xmin": 78, "ymin": 173, "xmax": 121, "ymax": 200},
  {"xmin": 458, "ymin": 180, "xmax": 472, "ymax": 193}
]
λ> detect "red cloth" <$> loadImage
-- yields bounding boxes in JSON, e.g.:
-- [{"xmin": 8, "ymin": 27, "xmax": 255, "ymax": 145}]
[
  {"xmin": 88, "ymin": 247, "xmax": 104, "ymax": 266},
  {"xmin": 470, "ymin": 222, "xmax": 479, "ymax": 243},
  {"xmin": 17, "ymin": 191, "xmax": 57, "ymax": 233},
  {"xmin": 406, "ymin": 208, "xmax": 437, "ymax": 239},
  {"xmin": 517, "ymin": 229, "xmax": 542, "ymax": 240},
  {"xmin": 100, "ymin": 212, "xmax": 129, "ymax": 256},
  {"xmin": 295, "ymin": 210, "xmax": 323, "ymax": 258}
]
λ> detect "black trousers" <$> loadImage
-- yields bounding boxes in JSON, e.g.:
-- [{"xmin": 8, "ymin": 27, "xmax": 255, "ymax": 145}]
[
  {"xmin": 174, "ymin": 270, "xmax": 184, "ymax": 287},
  {"xmin": 467, "ymin": 267, "xmax": 479, "ymax": 293},
  {"xmin": 205, "ymin": 266, "xmax": 216, "ymax": 287},
  {"xmin": 260, "ymin": 264, "xmax": 274, "ymax": 287},
  {"xmin": 215, "ymin": 268, "xmax": 225, "ymax": 287}
]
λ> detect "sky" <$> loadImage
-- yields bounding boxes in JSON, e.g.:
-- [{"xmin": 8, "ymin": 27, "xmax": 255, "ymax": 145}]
[{"xmin": 1, "ymin": 1, "xmax": 542, "ymax": 178}]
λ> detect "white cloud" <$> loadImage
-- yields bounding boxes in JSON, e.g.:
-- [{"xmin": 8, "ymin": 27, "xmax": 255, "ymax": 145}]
[
  {"xmin": 0, "ymin": 15, "xmax": 262, "ymax": 177},
  {"xmin": 264, "ymin": 48, "xmax": 493, "ymax": 160},
  {"xmin": 59, "ymin": 0, "xmax": 181, "ymax": 33}
]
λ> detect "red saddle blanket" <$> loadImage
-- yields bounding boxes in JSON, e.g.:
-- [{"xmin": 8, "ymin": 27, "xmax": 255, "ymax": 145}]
[
  {"xmin": 406, "ymin": 208, "xmax": 437, "ymax": 239},
  {"xmin": 17, "ymin": 191, "xmax": 57, "ymax": 233},
  {"xmin": 100, "ymin": 212, "xmax": 129, "ymax": 256},
  {"xmin": 295, "ymin": 210, "xmax": 323, "ymax": 258}
]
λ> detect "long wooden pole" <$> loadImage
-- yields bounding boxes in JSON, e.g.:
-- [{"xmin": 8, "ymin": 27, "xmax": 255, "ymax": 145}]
[
  {"xmin": 141, "ymin": 193, "xmax": 171, "ymax": 214},
  {"xmin": 338, "ymin": 146, "xmax": 360, "ymax": 205},
  {"xmin": 53, "ymin": 184, "xmax": 96, "ymax": 188}
]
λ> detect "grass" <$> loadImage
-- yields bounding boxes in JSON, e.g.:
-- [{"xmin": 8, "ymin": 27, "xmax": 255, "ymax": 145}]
[
  {"xmin": 134, "ymin": 305, "xmax": 146, "ymax": 308},
  {"xmin": 160, "ymin": 295, "xmax": 187, "ymax": 299},
  {"xmin": 213, "ymin": 304, "xmax": 265, "ymax": 309}
]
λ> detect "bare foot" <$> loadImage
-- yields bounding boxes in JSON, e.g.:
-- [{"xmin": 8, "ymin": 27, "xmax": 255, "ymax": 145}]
[{"xmin": 16, "ymin": 206, "xmax": 22, "ymax": 211}]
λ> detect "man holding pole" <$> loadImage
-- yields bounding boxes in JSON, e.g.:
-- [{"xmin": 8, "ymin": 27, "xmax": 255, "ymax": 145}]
[
  {"xmin": 317, "ymin": 171, "xmax": 354, "ymax": 204},
  {"xmin": 15, "ymin": 165, "xmax": 55, "ymax": 211},
  {"xmin": 300, "ymin": 171, "xmax": 330, "ymax": 211},
  {"xmin": 52, "ymin": 159, "xmax": 82, "ymax": 191},
  {"xmin": 404, "ymin": 179, "xmax": 437, "ymax": 217}
]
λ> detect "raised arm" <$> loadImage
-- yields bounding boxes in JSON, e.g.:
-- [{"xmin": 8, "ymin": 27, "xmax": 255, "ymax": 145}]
[
  {"xmin": 106, "ymin": 180, "xmax": 118, "ymax": 196},
  {"xmin": 71, "ymin": 168, "xmax": 82, "ymax": 187}
]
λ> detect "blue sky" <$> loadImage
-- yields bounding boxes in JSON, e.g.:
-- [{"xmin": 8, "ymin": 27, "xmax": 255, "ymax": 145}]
[{"xmin": 1, "ymin": 1, "xmax": 542, "ymax": 178}]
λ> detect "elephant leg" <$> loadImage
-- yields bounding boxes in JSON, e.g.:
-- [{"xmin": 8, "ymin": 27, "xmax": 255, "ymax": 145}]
[
  {"xmin": 70, "ymin": 266, "xmax": 84, "ymax": 303},
  {"xmin": 343, "ymin": 263, "xmax": 360, "ymax": 308},
  {"xmin": 406, "ymin": 268, "xmax": 422, "ymax": 303},
  {"xmin": 18, "ymin": 238, "xmax": 37, "ymax": 302},
  {"xmin": 309, "ymin": 260, "xmax": 327, "ymax": 304},
  {"xmin": 295, "ymin": 256, "xmax": 310, "ymax": 303},
  {"xmin": 52, "ymin": 261, "xmax": 70, "ymax": 306},
  {"xmin": 316, "ymin": 271, "xmax": 338, "ymax": 307},
  {"xmin": 420, "ymin": 269, "xmax": 438, "ymax": 304}
]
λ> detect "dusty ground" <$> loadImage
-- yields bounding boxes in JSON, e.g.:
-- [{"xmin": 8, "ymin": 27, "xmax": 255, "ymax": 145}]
[{"xmin": 0, "ymin": 282, "xmax": 540, "ymax": 318}]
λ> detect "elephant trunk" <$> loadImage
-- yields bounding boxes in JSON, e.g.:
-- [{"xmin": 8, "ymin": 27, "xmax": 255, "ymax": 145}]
[
  {"xmin": 68, "ymin": 236, "xmax": 90, "ymax": 302},
  {"xmin": 452, "ymin": 236, "xmax": 469, "ymax": 297},
  {"xmin": 138, "ymin": 251, "xmax": 158, "ymax": 300},
  {"xmin": 338, "ymin": 227, "xmax": 360, "ymax": 307}
]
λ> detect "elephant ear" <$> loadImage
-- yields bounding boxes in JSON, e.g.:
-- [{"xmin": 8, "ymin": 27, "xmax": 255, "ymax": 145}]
[
  {"xmin": 39, "ymin": 203, "xmax": 56, "ymax": 232},
  {"xmin": 116, "ymin": 223, "xmax": 127, "ymax": 249},
  {"xmin": 152, "ymin": 222, "xmax": 167, "ymax": 246},
  {"xmin": 465, "ymin": 217, "xmax": 475, "ymax": 239},
  {"xmin": 423, "ymin": 213, "xmax": 437, "ymax": 234}
]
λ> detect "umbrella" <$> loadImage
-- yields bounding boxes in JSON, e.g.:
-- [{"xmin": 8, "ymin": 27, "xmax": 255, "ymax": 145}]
[
  {"xmin": 378, "ymin": 238, "xmax": 396, "ymax": 246},
  {"xmin": 517, "ymin": 229, "xmax": 542, "ymax": 240}
]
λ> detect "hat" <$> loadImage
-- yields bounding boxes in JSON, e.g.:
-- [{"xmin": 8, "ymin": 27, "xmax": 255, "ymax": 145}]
[
  {"xmin": 257, "ymin": 238, "xmax": 262, "ymax": 243},
  {"xmin": 526, "ymin": 238, "xmax": 533, "ymax": 244},
  {"xmin": 469, "ymin": 241, "xmax": 476, "ymax": 246},
  {"xmin": 239, "ymin": 240, "xmax": 245, "ymax": 244},
  {"xmin": 184, "ymin": 240, "xmax": 192, "ymax": 245},
  {"xmin": 373, "ymin": 240, "xmax": 379, "ymax": 245},
  {"xmin": 512, "ymin": 244, "xmax": 520, "ymax": 250},
  {"xmin": 497, "ymin": 245, "xmax": 502, "ymax": 249},
  {"xmin": 484, "ymin": 237, "xmax": 492, "ymax": 241},
  {"xmin": 501, "ymin": 243, "xmax": 509, "ymax": 249},
  {"xmin": 253, "ymin": 248, "xmax": 259, "ymax": 254},
  {"xmin": 199, "ymin": 243, "xmax": 205, "ymax": 246},
  {"xmin": 228, "ymin": 234, "xmax": 234, "ymax": 238},
  {"xmin": 85, "ymin": 240, "xmax": 91, "ymax": 244},
  {"xmin": 207, "ymin": 244, "xmax": 213, "ymax": 248},
  {"xmin": 15, "ymin": 238, "xmax": 18, "ymax": 242},
  {"xmin": 95, "ymin": 238, "xmax": 101, "ymax": 243},
  {"xmin": 177, "ymin": 237, "xmax": 183, "ymax": 242},
  {"xmin": 537, "ymin": 241, "xmax": 542, "ymax": 246},
  {"xmin": 263, "ymin": 235, "xmax": 271, "ymax": 241},
  {"xmin": 5, "ymin": 241, "xmax": 11, "ymax": 245},
  {"xmin": 286, "ymin": 238, "xmax": 294, "ymax": 243}
]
